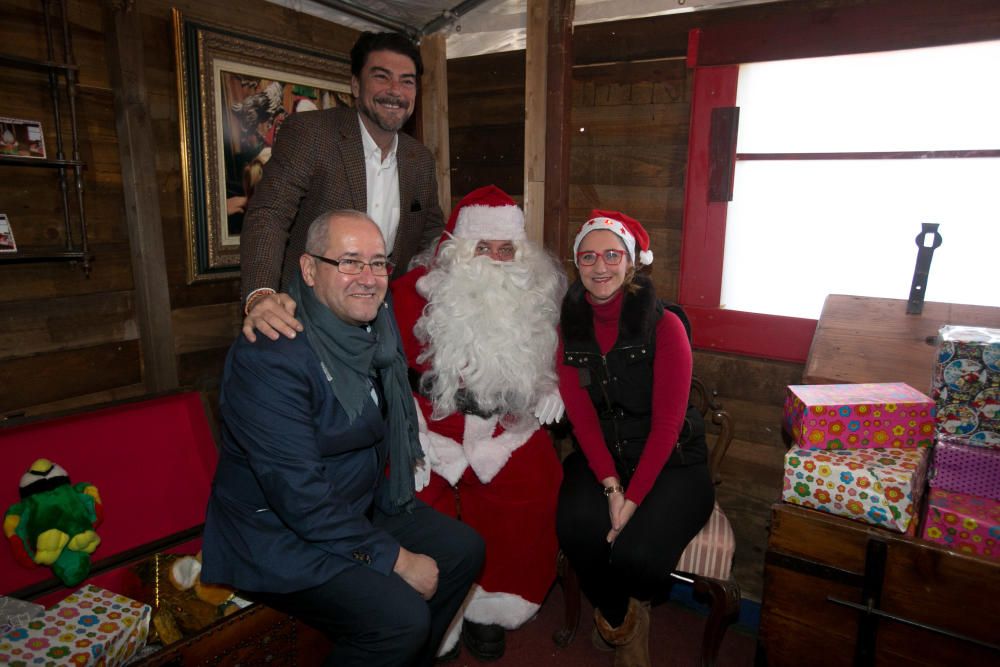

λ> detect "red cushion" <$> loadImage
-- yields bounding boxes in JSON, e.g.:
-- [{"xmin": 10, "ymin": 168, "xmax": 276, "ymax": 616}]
[{"xmin": 1, "ymin": 392, "xmax": 217, "ymax": 595}]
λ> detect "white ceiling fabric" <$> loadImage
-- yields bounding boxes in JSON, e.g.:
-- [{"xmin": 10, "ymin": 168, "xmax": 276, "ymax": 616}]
[{"xmin": 266, "ymin": 0, "xmax": 781, "ymax": 58}]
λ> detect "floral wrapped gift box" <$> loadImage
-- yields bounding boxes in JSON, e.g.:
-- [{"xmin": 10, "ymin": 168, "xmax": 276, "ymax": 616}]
[
  {"xmin": 0, "ymin": 585, "xmax": 150, "ymax": 667},
  {"xmin": 921, "ymin": 488, "xmax": 1000, "ymax": 562},
  {"xmin": 782, "ymin": 447, "xmax": 930, "ymax": 533},
  {"xmin": 784, "ymin": 382, "xmax": 935, "ymax": 450}
]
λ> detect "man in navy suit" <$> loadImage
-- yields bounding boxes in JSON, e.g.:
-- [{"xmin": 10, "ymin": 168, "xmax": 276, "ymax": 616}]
[{"xmin": 202, "ymin": 210, "xmax": 483, "ymax": 666}]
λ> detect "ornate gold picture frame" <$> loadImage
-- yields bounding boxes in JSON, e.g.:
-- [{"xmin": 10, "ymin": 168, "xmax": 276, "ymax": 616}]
[{"xmin": 173, "ymin": 9, "xmax": 353, "ymax": 283}]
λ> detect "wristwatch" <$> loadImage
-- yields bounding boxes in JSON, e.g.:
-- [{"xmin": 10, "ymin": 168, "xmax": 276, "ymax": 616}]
[{"xmin": 603, "ymin": 484, "xmax": 625, "ymax": 497}]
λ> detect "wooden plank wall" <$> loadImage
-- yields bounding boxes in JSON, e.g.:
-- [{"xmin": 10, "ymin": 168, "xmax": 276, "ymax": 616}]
[
  {"xmin": 448, "ymin": 50, "xmax": 525, "ymax": 201},
  {"xmin": 0, "ymin": 0, "xmax": 357, "ymax": 417},
  {"xmin": 1, "ymin": 0, "xmax": 144, "ymax": 415}
]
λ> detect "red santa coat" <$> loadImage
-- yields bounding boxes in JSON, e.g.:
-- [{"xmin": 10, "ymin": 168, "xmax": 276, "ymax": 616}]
[{"xmin": 390, "ymin": 267, "xmax": 562, "ymax": 627}]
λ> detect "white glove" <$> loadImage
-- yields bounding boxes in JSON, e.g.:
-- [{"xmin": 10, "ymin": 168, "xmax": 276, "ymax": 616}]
[
  {"xmin": 413, "ymin": 397, "xmax": 432, "ymax": 491},
  {"xmin": 463, "ymin": 415, "xmax": 534, "ymax": 484},
  {"xmin": 534, "ymin": 389, "xmax": 565, "ymax": 426},
  {"xmin": 426, "ymin": 432, "xmax": 468, "ymax": 486},
  {"xmin": 413, "ymin": 396, "xmax": 468, "ymax": 488}
]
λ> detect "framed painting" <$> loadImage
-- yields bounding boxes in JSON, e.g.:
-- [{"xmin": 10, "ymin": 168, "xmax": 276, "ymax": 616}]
[{"xmin": 173, "ymin": 9, "xmax": 353, "ymax": 282}]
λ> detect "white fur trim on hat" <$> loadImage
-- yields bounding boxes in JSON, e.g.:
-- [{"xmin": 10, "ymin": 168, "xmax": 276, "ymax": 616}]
[
  {"xmin": 453, "ymin": 204, "xmax": 526, "ymax": 241},
  {"xmin": 573, "ymin": 217, "xmax": 635, "ymax": 264}
]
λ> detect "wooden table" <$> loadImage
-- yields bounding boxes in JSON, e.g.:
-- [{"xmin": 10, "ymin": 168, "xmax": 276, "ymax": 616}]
[{"xmin": 804, "ymin": 295, "xmax": 1000, "ymax": 394}]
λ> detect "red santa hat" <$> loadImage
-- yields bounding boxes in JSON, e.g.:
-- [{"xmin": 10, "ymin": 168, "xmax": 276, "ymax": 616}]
[
  {"xmin": 444, "ymin": 185, "xmax": 526, "ymax": 244},
  {"xmin": 572, "ymin": 209, "xmax": 653, "ymax": 267}
]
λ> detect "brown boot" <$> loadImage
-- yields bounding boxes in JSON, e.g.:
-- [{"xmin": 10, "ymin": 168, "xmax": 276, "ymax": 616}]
[{"xmin": 594, "ymin": 598, "xmax": 651, "ymax": 667}]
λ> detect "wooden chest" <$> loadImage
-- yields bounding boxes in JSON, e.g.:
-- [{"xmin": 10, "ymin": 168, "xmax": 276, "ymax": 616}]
[
  {"xmin": 758, "ymin": 502, "xmax": 1000, "ymax": 666},
  {"xmin": 1, "ymin": 392, "xmax": 330, "ymax": 665}
]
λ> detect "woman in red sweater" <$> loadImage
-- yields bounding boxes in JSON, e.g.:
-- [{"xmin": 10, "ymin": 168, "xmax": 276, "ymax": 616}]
[{"xmin": 556, "ymin": 210, "xmax": 715, "ymax": 666}]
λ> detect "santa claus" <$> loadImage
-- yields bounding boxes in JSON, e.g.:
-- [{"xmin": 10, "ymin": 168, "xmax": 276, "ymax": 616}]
[{"xmin": 391, "ymin": 185, "xmax": 566, "ymax": 661}]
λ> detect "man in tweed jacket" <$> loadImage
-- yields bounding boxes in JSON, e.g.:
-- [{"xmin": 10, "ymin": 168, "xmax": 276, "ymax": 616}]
[{"xmin": 241, "ymin": 31, "xmax": 444, "ymax": 342}]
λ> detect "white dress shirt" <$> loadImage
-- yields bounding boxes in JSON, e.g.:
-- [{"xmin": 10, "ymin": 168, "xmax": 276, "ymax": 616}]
[{"xmin": 359, "ymin": 116, "xmax": 401, "ymax": 253}]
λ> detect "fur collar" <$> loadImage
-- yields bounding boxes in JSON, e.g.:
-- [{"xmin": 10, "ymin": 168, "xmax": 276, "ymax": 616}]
[{"xmin": 561, "ymin": 274, "xmax": 660, "ymax": 351}]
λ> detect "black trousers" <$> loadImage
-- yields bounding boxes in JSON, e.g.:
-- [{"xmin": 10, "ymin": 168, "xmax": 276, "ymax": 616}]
[
  {"xmin": 555, "ymin": 451, "xmax": 715, "ymax": 626},
  {"xmin": 251, "ymin": 500, "xmax": 484, "ymax": 667}
]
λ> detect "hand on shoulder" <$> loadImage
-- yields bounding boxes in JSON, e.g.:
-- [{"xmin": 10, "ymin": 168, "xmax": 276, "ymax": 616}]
[{"xmin": 242, "ymin": 291, "xmax": 302, "ymax": 343}]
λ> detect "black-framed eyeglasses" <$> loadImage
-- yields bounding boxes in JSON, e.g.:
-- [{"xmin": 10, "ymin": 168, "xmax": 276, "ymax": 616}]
[
  {"xmin": 309, "ymin": 254, "xmax": 394, "ymax": 276},
  {"xmin": 576, "ymin": 249, "xmax": 625, "ymax": 266}
]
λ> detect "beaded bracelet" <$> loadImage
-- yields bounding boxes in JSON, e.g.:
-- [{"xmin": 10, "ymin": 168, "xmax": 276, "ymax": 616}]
[
  {"xmin": 244, "ymin": 288, "xmax": 276, "ymax": 316},
  {"xmin": 602, "ymin": 484, "xmax": 625, "ymax": 497}
]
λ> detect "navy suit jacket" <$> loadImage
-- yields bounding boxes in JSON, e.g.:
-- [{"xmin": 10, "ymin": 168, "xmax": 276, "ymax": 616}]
[{"xmin": 201, "ymin": 333, "xmax": 400, "ymax": 593}]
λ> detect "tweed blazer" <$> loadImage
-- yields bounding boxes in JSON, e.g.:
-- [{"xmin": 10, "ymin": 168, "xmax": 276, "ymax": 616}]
[{"xmin": 239, "ymin": 106, "xmax": 444, "ymax": 302}]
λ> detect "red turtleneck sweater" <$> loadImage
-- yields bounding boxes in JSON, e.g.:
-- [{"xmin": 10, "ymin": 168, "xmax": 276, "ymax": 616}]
[{"xmin": 556, "ymin": 289, "xmax": 693, "ymax": 505}]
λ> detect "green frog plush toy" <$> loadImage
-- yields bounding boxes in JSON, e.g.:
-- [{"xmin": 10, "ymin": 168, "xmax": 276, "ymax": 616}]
[{"xmin": 4, "ymin": 459, "xmax": 103, "ymax": 586}]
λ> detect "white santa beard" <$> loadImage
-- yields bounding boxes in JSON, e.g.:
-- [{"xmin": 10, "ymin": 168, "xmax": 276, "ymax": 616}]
[{"xmin": 415, "ymin": 240, "xmax": 564, "ymax": 421}]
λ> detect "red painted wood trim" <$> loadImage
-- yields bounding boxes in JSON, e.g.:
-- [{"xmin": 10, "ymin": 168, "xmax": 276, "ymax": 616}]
[
  {"xmin": 677, "ymin": 59, "xmax": 815, "ymax": 362},
  {"xmin": 687, "ymin": 27, "xmax": 701, "ymax": 68},
  {"xmin": 678, "ymin": 64, "xmax": 737, "ymax": 309},
  {"xmin": 686, "ymin": 306, "xmax": 817, "ymax": 364},
  {"xmin": 679, "ymin": 1, "xmax": 1000, "ymax": 363},
  {"xmin": 694, "ymin": 0, "xmax": 1000, "ymax": 66}
]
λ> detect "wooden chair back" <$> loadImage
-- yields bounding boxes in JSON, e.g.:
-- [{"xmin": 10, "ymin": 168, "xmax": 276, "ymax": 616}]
[{"xmin": 689, "ymin": 376, "xmax": 735, "ymax": 486}]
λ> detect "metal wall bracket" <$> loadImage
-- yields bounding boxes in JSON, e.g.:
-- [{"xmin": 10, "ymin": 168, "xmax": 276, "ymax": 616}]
[{"xmin": 907, "ymin": 223, "xmax": 943, "ymax": 315}]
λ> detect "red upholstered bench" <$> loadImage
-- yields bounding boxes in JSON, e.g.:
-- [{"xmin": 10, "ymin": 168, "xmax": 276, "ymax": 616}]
[{"xmin": 1, "ymin": 392, "xmax": 330, "ymax": 664}]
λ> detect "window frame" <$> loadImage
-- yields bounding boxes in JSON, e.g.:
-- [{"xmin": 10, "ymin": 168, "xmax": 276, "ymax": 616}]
[
  {"xmin": 677, "ymin": 0, "xmax": 1000, "ymax": 363},
  {"xmin": 679, "ymin": 62, "xmax": 818, "ymax": 363}
]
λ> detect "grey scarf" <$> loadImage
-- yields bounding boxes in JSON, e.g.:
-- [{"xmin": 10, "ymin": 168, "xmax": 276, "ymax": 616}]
[{"xmin": 289, "ymin": 273, "xmax": 420, "ymax": 513}]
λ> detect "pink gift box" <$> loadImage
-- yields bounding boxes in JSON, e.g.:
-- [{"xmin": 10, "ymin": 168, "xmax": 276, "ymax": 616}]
[
  {"xmin": 784, "ymin": 383, "xmax": 935, "ymax": 450},
  {"xmin": 931, "ymin": 435, "xmax": 1000, "ymax": 501},
  {"xmin": 921, "ymin": 488, "xmax": 1000, "ymax": 561},
  {"xmin": 0, "ymin": 585, "xmax": 150, "ymax": 666},
  {"xmin": 782, "ymin": 447, "xmax": 929, "ymax": 533}
]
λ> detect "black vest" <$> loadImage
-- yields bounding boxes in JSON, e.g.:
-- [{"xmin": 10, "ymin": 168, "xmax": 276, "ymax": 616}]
[{"xmin": 560, "ymin": 276, "xmax": 706, "ymax": 483}]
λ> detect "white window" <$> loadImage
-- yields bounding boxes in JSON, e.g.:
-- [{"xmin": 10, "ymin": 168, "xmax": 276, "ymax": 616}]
[{"xmin": 720, "ymin": 41, "xmax": 1000, "ymax": 320}]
